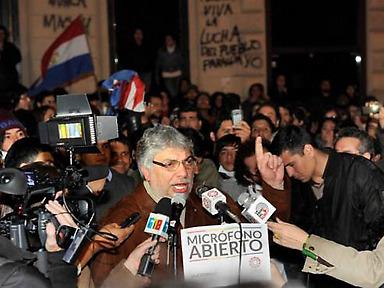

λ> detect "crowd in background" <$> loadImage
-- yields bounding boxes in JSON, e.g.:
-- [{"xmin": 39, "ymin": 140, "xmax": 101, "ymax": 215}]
[{"xmin": 1, "ymin": 24, "xmax": 384, "ymax": 287}]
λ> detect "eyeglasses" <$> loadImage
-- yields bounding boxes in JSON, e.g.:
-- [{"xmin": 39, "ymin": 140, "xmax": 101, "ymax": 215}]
[{"xmin": 152, "ymin": 155, "xmax": 197, "ymax": 171}]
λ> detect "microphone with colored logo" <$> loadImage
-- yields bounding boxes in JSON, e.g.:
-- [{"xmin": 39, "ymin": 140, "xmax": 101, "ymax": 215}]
[
  {"xmin": 201, "ymin": 188, "xmax": 241, "ymax": 223},
  {"xmin": 137, "ymin": 197, "xmax": 172, "ymax": 277},
  {"xmin": 237, "ymin": 192, "xmax": 276, "ymax": 224}
]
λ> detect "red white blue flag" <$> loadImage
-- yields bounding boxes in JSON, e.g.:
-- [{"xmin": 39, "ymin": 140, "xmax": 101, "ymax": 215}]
[
  {"xmin": 102, "ymin": 70, "xmax": 146, "ymax": 112},
  {"xmin": 29, "ymin": 16, "xmax": 94, "ymax": 96}
]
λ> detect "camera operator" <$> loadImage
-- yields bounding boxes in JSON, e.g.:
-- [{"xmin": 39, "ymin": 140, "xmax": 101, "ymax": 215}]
[
  {"xmin": 0, "ymin": 200, "xmax": 77, "ymax": 288},
  {"xmin": 79, "ymin": 140, "xmax": 135, "ymax": 222},
  {"xmin": 4, "ymin": 137, "xmax": 55, "ymax": 168},
  {"xmin": 1, "ymin": 192, "xmax": 162, "ymax": 288}
]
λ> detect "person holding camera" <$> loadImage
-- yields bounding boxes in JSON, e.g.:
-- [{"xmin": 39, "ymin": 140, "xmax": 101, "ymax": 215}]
[
  {"xmin": 0, "ymin": 200, "xmax": 77, "ymax": 288},
  {"xmin": 0, "ymin": 196, "xmax": 162, "ymax": 288}
]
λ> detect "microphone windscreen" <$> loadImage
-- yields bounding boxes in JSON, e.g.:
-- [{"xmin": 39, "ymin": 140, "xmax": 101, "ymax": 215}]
[{"xmin": 154, "ymin": 197, "xmax": 172, "ymax": 217}]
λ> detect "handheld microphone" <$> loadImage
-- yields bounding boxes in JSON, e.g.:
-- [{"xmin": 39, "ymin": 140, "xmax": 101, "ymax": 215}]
[
  {"xmin": 137, "ymin": 197, "xmax": 172, "ymax": 277},
  {"xmin": 171, "ymin": 193, "xmax": 187, "ymax": 225},
  {"xmin": 169, "ymin": 193, "xmax": 187, "ymax": 276},
  {"xmin": 237, "ymin": 192, "xmax": 276, "ymax": 224},
  {"xmin": 201, "ymin": 188, "xmax": 241, "ymax": 223}
]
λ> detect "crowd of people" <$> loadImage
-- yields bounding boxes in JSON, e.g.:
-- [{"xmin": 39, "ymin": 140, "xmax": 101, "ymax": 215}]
[{"xmin": 1, "ymin": 24, "xmax": 384, "ymax": 288}]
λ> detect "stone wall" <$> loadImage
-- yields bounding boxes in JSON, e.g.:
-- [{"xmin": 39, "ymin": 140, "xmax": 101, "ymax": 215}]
[
  {"xmin": 18, "ymin": 0, "xmax": 110, "ymax": 93},
  {"xmin": 367, "ymin": 0, "xmax": 384, "ymax": 100}
]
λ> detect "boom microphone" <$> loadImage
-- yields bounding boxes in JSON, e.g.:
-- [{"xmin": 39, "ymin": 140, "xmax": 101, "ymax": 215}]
[
  {"xmin": 137, "ymin": 197, "xmax": 172, "ymax": 277},
  {"xmin": 201, "ymin": 188, "xmax": 241, "ymax": 223}
]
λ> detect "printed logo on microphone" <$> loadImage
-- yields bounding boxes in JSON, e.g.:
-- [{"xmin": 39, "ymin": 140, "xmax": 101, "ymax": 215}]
[
  {"xmin": 242, "ymin": 195, "xmax": 276, "ymax": 224},
  {"xmin": 207, "ymin": 190, "xmax": 218, "ymax": 198},
  {"xmin": 201, "ymin": 188, "xmax": 226, "ymax": 215},
  {"xmin": 144, "ymin": 213, "xmax": 169, "ymax": 238},
  {"xmin": 255, "ymin": 203, "xmax": 269, "ymax": 220},
  {"xmin": 202, "ymin": 197, "xmax": 210, "ymax": 211}
]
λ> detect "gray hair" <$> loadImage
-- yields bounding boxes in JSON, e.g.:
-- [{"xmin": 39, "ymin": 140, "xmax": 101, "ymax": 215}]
[{"xmin": 136, "ymin": 125, "xmax": 194, "ymax": 170}]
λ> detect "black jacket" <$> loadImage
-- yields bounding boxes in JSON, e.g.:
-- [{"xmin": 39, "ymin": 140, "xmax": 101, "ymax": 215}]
[
  {"xmin": 0, "ymin": 236, "xmax": 77, "ymax": 288},
  {"xmin": 312, "ymin": 152, "xmax": 384, "ymax": 251}
]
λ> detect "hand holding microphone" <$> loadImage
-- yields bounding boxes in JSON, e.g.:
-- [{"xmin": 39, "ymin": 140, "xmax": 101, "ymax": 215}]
[
  {"xmin": 124, "ymin": 237, "xmax": 161, "ymax": 276},
  {"xmin": 137, "ymin": 198, "xmax": 172, "ymax": 277}
]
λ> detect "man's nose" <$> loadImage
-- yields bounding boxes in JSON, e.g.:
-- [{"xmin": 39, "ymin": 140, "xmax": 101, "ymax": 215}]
[
  {"xmin": 286, "ymin": 166, "xmax": 294, "ymax": 177},
  {"xmin": 176, "ymin": 162, "xmax": 188, "ymax": 178},
  {"xmin": 227, "ymin": 152, "xmax": 235, "ymax": 161}
]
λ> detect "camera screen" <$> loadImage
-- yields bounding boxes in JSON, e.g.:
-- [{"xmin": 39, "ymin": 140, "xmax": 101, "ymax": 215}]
[
  {"xmin": 24, "ymin": 171, "xmax": 36, "ymax": 187},
  {"xmin": 58, "ymin": 122, "xmax": 83, "ymax": 139}
]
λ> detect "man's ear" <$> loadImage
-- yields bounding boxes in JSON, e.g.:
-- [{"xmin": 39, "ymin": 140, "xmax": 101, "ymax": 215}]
[
  {"xmin": 303, "ymin": 144, "xmax": 314, "ymax": 156},
  {"xmin": 370, "ymin": 153, "xmax": 380, "ymax": 162},
  {"xmin": 140, "ymin": 166, "xmax": 151, "ymax": 182},
  {"xmin": 209, "ymin": 132, "xmax": 216, "ymax": 142}
]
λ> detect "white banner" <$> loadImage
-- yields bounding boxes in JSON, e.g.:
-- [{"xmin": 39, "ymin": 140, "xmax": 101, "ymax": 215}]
[{"xmin": 181, "ymin": 223, "xmax": 270, "ymax": 287}]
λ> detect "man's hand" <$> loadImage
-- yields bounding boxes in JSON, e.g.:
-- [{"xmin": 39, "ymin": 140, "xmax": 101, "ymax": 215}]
[
  {"xmin": 234, "ymin": 120, "xmax": 251, "ymax": 143},
  {"xmin": 45, "ymin": 222, "xmax": 62, "ymax": 252},
  {"xmin": 255, "ymin": 136, "xmax": 284, "ymax": 189},
  {"xmin": 95, "ymin": 223, "xmax": 134, "ymax": 249},
  {"xmin": 124, "ymin": 237, "xmax": 160, "ymax": 276},
  {"xmin": 45, "ymin": 200, "xmax": 78, "ymax": 228},
  {"xmin": 267, "ymin": 218, "xmax": 309, "ymax": 251},
  {"xmin": 44, "ymin": 200, "xmax": 78, "ymax": 252}
]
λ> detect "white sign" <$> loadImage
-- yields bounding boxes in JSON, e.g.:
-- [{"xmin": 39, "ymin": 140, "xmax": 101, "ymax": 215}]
[{"xmin": 181, "ymin": 223, "xmax": 270, "ymax": 287}]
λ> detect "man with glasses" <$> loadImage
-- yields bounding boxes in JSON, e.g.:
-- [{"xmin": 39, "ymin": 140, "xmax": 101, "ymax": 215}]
[{"xmin": 90, "ymin": 125, "xmax": 241, "ymax": 285}]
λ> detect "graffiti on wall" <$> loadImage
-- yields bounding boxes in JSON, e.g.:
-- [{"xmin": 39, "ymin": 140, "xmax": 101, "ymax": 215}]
[
  {"xmin": 42, "ymin": 0, "xmax": 91, "ymax": 33},
  {"xmin": 199, "ymin": 0, "xmax": 262, "ymax": 72}
]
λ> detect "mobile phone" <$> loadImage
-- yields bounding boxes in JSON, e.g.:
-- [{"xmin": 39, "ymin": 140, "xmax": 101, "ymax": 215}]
[
  {"xmin": 362, "ymin": 101, "xmax": 382, "ymax": 116},
  {"xmin": 231, "ymin": 109, "xmax": 243, "ymax": 127},
  {"xmin": 120, "ymin": 212, "xmax": 141, "ymax": 228}
]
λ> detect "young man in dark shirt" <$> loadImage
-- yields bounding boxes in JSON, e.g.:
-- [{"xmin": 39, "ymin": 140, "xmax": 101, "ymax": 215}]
[{"xmin": 257, "ymin": 126, "xmax": 384, "ymax": 251}]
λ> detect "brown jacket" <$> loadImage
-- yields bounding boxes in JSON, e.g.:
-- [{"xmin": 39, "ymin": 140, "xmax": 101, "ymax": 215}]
[
  {"xmin": 261, "ymin": 175, "xmax": 291, "ymax": 222},
  {"xmin": 90, "ymin": 184, "xmax": 242, "ymax": 286}
]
